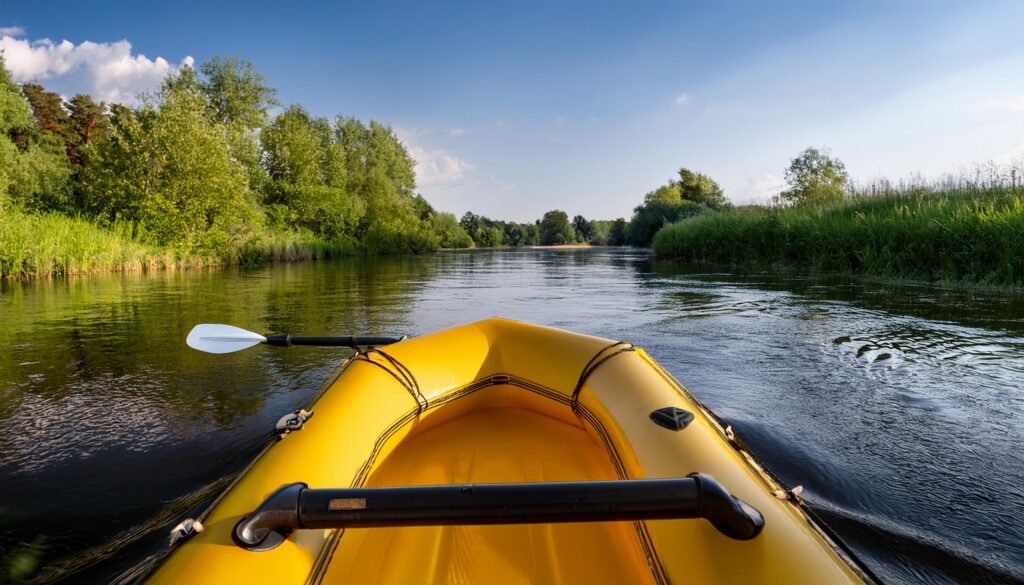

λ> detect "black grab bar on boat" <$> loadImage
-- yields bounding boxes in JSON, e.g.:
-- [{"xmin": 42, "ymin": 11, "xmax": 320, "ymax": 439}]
[{"xmin": 232, "ymin": 474, "xmax": 765, "ymax": 551}]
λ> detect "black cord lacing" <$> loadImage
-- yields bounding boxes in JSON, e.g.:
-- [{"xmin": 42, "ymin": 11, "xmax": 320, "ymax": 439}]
[
  {"xmin": 357, "ymin": 348, "xmax": 427, "ymax": 412},
  {"xmin": 570, "ymin": 341, "xmax": 635, "ymax": 412}
]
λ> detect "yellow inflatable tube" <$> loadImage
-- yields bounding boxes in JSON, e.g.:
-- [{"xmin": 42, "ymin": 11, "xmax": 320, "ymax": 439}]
[{"xmin": 145, "ymin": 318, "xmax": 874, "ymax": 585}]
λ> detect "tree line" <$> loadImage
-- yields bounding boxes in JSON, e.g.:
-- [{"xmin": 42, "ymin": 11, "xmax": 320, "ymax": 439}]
[
  {"xmin": 0, "ymin": 55, "xmax": 472, "ymax": 259},
  {"xmin": 1, "ymin": 50, "xmax": 854, "ymax": 262}
]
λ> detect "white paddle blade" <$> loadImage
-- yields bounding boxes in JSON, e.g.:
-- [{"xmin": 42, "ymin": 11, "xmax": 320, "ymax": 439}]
[{"xmin": 187, "ymin": 324, "xmax": 268, "ymax": 354}]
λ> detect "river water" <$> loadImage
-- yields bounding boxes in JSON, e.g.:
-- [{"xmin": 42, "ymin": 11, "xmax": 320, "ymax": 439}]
[{"xmin": 0, "ymin": 249, "xmax": 1022, "ymax": 584}]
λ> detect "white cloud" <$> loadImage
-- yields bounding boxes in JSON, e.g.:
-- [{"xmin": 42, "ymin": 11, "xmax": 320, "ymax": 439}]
[
  {"xmin": 732, "ymin": 173, "xmax": 786, "ymax": 204},
  {"xmin": 552, "ymin": 116, "xmax": 567, "ymax": 127},
  {"xmin": 0, "ymin": 26, "xmax": 26, "ymax": 37},
  {"xmin": 976, "ymin": 95, "xmax": 1024, "ymax": 113},
  {"xmin": 408, "ymin": 144, "xmax": 474, "ymax": 187},
  {"xmin": 674, "ymin": 93, "xmax": 691, "ymax": 106},
  {"xmin": 0, "ymin": 33, "xmax": 193, "ymax": 104},
  {"xmin": 447, "ymin": 128, "xmax": 468, "ymax": 137}
]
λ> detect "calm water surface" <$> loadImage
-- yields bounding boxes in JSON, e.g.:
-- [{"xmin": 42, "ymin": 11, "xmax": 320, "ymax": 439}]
[{"xmin": 1, "ymin": 249, "xmax": 1022, "ymax": 584}]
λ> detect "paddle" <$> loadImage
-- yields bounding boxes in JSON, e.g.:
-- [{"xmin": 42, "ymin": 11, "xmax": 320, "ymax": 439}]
[{"xmin": 186, "ymin": 324, "xmax": 403, "ymax": 354}]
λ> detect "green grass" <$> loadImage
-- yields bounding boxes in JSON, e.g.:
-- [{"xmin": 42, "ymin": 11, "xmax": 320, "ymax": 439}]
[
  {"xmin": 0, "ymin": 207, "xmax": 359, "ymax": 278},
  {"xmin": 652, "ymin": 175, "xmax": 1024, "ymax": 286}
]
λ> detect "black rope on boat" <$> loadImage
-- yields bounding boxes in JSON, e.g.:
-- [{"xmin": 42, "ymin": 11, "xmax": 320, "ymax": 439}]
[
  {"xmin": 357, "ymin": 348, "xmax": 427, "ymax": 412},
  {"xmin": 570, "ymin": 341, "xmax": 635, "ymax": 412}
]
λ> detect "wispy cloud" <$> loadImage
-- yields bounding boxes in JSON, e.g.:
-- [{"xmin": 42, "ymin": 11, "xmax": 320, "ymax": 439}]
[
  {"xmin": 732, "ymin": 173, "xmax": 786, "ymax": 204},
  {"xmin": 674, "ymin": 93, "xmax": 691, "ymax": 106},
  {"xmin": 408, "ymin": 144, "xmax": 474, "ymax": 187},
  {"xmin": 976, "ymin": 95, "xmax": 1024, "ymax": 113},
  {"xmin": 0, "ymin": 26, "xmax": 26, "ymax": 37},
  {"xmin": 552, "ymin": 116, "xmax": 567, "ymax": 127},
  {"xmin": 0, "ymin": 32, "xmax": 193, "ymax": 103}
]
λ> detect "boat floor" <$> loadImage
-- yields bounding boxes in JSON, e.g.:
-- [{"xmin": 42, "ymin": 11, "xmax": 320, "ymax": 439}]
[{"xmin": 320, "ymin": 389, "xmax": 657, "ymax": 585}]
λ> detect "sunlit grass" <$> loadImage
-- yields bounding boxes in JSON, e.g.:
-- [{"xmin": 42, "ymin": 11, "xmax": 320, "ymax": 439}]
[
  {"xmin": 652, "ymin": 165, "xmax": 1024, "ymax": 285},
  {"xmin": 0, "ymin": 207, "xmax": 358, "ymax": 278}
]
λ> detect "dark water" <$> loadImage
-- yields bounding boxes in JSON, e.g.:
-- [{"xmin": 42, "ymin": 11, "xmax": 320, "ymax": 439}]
[{"xmin": 1, "ymin": 249, "xmax": 1022, "ymax": 584}]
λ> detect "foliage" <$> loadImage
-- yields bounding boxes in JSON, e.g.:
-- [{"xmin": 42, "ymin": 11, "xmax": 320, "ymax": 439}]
[
  {"xmin": 652, "ymin": 169, "xmax": 1024, "ymax": 285},
  {"xmin": 625, "ymin": 167, "xmax": 723, "ymax": 246},
  {"xmin": 572, "ymin": 214, "xmax": 592, "ymax": 242},
  {"xmin": 678, "ymin": 168, "xmax": 726, "ymax": 208},
  {"xmin": 84, "ymin": 74, "xmax": 251, "ymax": 250},
  {"xmin": 539, "ymin": 210, "xmax": 576, "ymax": 245},
  {"xmin": 430, "ymin": 212, "xmax": 473, "ymax": 248},
  {"xmin": 608, "ymin": 218, "xmax": 628, "ymax": 245},
  {"xmin": 779, "ymin": 147, "xmax": 849, "ymax": 206}
]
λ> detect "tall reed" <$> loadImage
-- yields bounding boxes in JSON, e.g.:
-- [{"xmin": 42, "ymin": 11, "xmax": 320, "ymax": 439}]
[{"xmin": 652, "ymin": 164, "xmax": 1024, "ymax": 285}]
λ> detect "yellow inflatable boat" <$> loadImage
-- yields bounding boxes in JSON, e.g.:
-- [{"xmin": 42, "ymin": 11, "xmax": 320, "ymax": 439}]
[{"xmin": 141, "ymin": 318, "xmax": 875, "ymax": 584}]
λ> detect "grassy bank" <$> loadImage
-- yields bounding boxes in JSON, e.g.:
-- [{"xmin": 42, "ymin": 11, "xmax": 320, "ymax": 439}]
[
  {"xmin": 0, "ymin": 207, "xmax": 357, "ymax": 278},
  {"xmin": 652, "ymin": 185, "xmax": 1024, "ymax": 285}
]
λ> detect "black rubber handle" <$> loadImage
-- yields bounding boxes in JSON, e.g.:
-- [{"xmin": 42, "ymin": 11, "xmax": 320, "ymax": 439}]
[
  {"xmin": 233, "ymin": 474, "xmax": 764, "ymax": 551},
  {"xmin": 263, "ymin": 334, "xmax": 402, "ymax": 348}
]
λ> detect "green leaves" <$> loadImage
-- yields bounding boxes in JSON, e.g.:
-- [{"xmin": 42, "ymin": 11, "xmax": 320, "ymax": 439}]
[{"xmin": 780, "ymin": 147, "xmax": 849, "ymax": 206}]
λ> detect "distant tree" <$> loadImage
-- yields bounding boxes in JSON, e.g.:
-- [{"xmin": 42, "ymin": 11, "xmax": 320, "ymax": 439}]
[
  {"xmin": 503, "ymin": 222, "xmax": 528, "ymax": 246},
  {"xmin": 477, "ymin": 225, "xmax": 503, "ymax": 247},
  {"xmin": 539, "ymin": 210, "xmax": 576, "ymax": 245},
  {"xmin": 459, "ymin": 211, "xmax": 481, "ymax": 242},
  {"xmin": 608, "ymin": 218, "xmax": 628, "ymax": 246},
  {"xmin": 21, "ymin": 83, "xmax": 71, "ymax": 138},
  {"xmin": 588, "ymin": 220, "xmax": 612, "ymax": 245},
  {"xmin": 677, "ymin": 168, "xmax": 726, "ymax": 209},
  {"xmin": 199, "ymin": 56, "xmax": 277, "ymax": 130},
  {"xmin": 430, "ymin": 212, "xmax": 473, "ymax": 248},
  {"xmin": 572, "ymin": 214, "xmax": 592, "ymax": 243},
  {"xmin": 627, "ymin": 182, "xmax": 705, "ymax": 247},
  {"xmin": 779, "ymin": 147, "xmax": 849, "ymax": 206}
]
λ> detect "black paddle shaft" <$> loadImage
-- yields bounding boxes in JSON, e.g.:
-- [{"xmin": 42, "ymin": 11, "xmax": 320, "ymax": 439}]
[
  {"xmin": 263, "ymin": 333, "xmax": 402, "ymax": 348},
  {"xmin": 233, "ymin": 474, "xmax": 765, "ymax": 551}
]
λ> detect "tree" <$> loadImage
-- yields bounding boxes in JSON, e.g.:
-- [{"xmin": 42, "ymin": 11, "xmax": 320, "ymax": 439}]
[
  {"xmin": 199, "ymin": 56, "xmax": 277, "ymax": 130},
  {"xmin": 539, "ymin": 210, "xmax": 576, "ymax": 245},
  {"xmin": 503, "ymin": 222, "xmax": 528, "ymax": 246},
  {"xmin": 261, "ymin": 105, "xmax": 333, "ymax": 186},
  {"xmin": 627, "ymin": 182, "xmax": 705, "ymax": 247},
  {"xmin": 678, "ymin": 168, "xmax": 726, "ymax": 209},
  {"xmin": 588, "ymin": 220, "xmax": 612, "ymax": 245},
  {"xmin": 0, "ymin": 62, "xmax": 71, "ymax": 210},
  {"xmin": 85, "ymin": 75, "xmax": 249, "ymax": 249},
  {"xmin": 572, "ymin": 214, "xmax": 592, "ymax": 243},
  {"xmin": 779, "ymin": 147, "xmax": 849, "ymax": 206},
  {"xmin": 430, "ymin": 212, "xmax": 473, "ymax": 248},
  {"xmin": 608, "ymin": 218, "xmax": 628, "ymax": 245}
]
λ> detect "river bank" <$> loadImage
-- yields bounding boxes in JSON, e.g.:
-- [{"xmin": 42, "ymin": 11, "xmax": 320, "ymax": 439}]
[
  {"xmin": 652, "ymin": 186, "xmax": 1024, "ymax": 286},
  {"xmin": 0, "ymin": 206, "xmax": 361, "ymax": 278}
]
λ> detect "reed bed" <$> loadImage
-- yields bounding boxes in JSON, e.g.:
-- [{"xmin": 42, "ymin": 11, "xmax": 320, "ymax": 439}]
[
  {"xmin": 652, "ymin": 166, "xmax": 1024, "ymax": 285},
  {"xmin": 0, "ymin": 207, "xmax": 359, "ymax": 278}
]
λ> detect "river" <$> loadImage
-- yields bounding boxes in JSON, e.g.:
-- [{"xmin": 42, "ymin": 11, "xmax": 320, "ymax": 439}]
[{"xmin": 0, "ymin": 248, "xmax": 1022, "ymax": 584}]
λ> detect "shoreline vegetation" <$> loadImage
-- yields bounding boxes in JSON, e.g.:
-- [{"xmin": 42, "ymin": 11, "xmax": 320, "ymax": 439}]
[
  {"xmin": 653, "ymin": 163, "xmax": 1024, "ymax": 286},
  {"xmin": 0, "ymin": 56, "xmax": 616, "ymax": 279},
  {"xmin": 2, "ymin": 55, "xmax": 1022, "ymax": 286}
]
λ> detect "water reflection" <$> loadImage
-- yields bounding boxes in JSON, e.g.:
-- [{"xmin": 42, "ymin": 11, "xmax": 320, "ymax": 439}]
[{"xmin": 1, "ymin": 250, "xmax": 1022, "ymax": 584}]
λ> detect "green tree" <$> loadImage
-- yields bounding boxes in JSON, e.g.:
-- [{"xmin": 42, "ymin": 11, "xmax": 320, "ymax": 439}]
[
  {"xmin": 678, "ymin": 168, "xmax": 726, "ymax": 209},
  {"xmin": 0, "ymin": 62, "xmax": 72, "ymax": 210},
  {"xmin": 503, "ymin": 222, "xmax": 528, "ymax": 246},
  {"xmin": 477, "ymin": 225, "xmax": 503, "ymax": 247},
  {"xmin": 430, "ymin": 212, "xmax": 473, "ymax": 248},
  {"xmin": 572, "ymin": 214, "xmax": 592, "ymax": 243},
  {"xmin": 199, "ymin": 57, "xmax": 277, "ymax": 192},
  {"xmin": 85, "ymin": 74, "xmax": 249, "ymax": 249},
  {"xmin": 608, "ymin": 218, "xmax": 628, "ymax": 246},
  {"xmin": 539, "ymin": 210, "xmax": 576, "ymax": 245},
  {"xmin": 589, "ymin": 220, "xmax": 612, "ymax": 245},
  {"xmin": 627, "ymin": 182, "xmax": 705, "ymax": 247},
  {"xmin": 779, "ymin": 147, "xmax": 849, "ymax": 206}
]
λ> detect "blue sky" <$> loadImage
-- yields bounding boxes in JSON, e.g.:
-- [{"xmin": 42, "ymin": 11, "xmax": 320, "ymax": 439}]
[{"xmin": 2, "ymin": 1, "xmax": 1023, "ymax": 221}]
